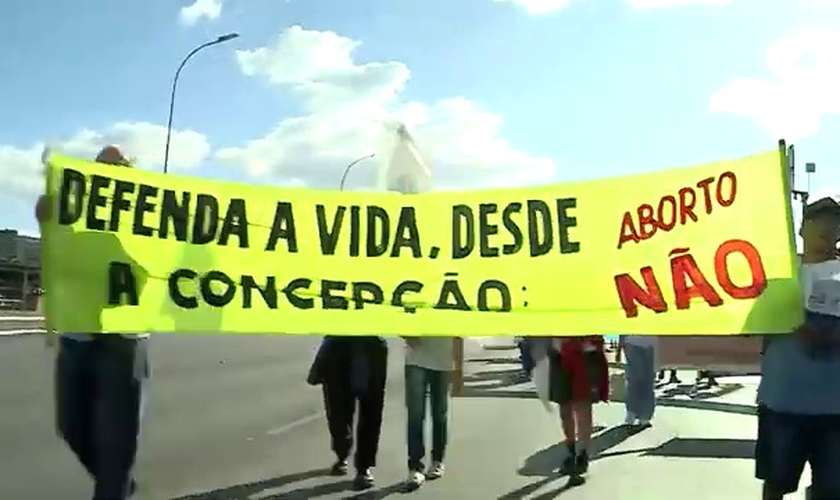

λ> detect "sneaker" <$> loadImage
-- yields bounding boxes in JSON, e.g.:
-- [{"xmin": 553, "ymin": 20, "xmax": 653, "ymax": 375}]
[
  {"xmin": 403, "ymin": 470, "xmax": 425, "ymax": 491},
  {"xmin": 624, "ymin": 412, "xmax": 637, "ymax": 425},
  {"xmin": 638, "ymin": 419, "xmax": 652, "ymax": 428},
  {"xmin": 353, "ymin": 468, "xmax": 375, "ymax": 491},
  {"xmin": 330, "ymin": 459, "xmax": 348, "ymax": 476},
  {"xmin": 426, "ymin": 462, "xmax": 445, "ymax": 480}
]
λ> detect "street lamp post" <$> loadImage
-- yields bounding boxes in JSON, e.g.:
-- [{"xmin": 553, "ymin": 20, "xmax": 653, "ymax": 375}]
[
  {"xmin": 339, "ymin": 153, "xmax": 376, "ymax": 191},
  {"xmin": 163, "ymin": 33, "xmax": 239, "ymax": 174}
]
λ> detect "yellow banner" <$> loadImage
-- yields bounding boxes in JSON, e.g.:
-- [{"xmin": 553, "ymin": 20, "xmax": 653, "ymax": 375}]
[{"xmin": 41, "ymin": 147, "xmax": 801, "ymax": 335}]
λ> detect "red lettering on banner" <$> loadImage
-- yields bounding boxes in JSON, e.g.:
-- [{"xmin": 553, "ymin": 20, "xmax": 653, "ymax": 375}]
[
  {"xmin": 613, "ymin": 238, "xmax": 767, "ymax": 318},
  {"xmin": 617, "ymin": 171, "xmax": 739, "ymax": 249}
]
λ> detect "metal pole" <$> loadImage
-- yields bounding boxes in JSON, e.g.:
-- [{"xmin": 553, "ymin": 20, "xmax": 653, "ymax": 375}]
[
  {"xmin": 163, "ymin": 33, "xmax": 239, "ymax": 174},
  {"xmin": 339, "ymin": 154, "xmax": 375, "ymax": 191}
]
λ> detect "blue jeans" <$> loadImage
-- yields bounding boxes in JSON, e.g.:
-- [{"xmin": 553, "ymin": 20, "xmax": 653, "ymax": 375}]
[
  {"xmin": 405, "ymin": 365, "xmax": 450, "ymax": 471},
  {"xmin": 517, "ymin": 338, "xmax": 534, "ymax": 374},
  {"xmin": 624, "ymin": 344, "xmax": 656, "ymax": 421}
]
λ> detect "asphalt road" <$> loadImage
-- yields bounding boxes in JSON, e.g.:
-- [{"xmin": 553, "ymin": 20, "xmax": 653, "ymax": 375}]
[{"xmin": 0, "ymin": 334, "xmax": 409, "ymax": 499}]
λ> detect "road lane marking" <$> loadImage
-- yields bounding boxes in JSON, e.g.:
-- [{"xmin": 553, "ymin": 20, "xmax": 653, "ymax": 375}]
[
  {"xmin": 266, "ymin": 412, "xmax": 322, "ymax": 436},
  {"xmin": 0, "ymin": 329, "xmax": 45, "ymax": 336}
]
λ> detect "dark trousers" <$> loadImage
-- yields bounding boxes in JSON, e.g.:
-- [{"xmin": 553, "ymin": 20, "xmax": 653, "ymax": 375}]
[
  {"xmin": 756, "ymin": 405, "xmax": 840, "ymax": 498},
  {"xmin": 405, "ymin": 365, "xmax": 450, "ymax": 471},
  {"xmin": 322, "ymin": 377, "xmax": 386, "ymax": 470},
  {"xmin": 55, "ymin": 336, "xmax": 146, "ymax": 500}
]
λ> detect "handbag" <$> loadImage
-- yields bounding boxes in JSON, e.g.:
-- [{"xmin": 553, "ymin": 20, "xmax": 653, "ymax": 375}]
[{"xmin": 306, "ymin": 338, "xmax": 331, "ymax": 386}]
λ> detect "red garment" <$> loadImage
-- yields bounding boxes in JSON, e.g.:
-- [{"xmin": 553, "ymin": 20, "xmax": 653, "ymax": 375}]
[{"xmin": 559, "ymin": 336, "xmax": 609, "ymax": 402}]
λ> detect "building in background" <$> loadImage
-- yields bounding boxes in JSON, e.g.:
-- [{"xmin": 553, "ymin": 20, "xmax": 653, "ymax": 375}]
[{"xmin": 0, "ymin": 229, "xmax": 41, "ymax": 310}]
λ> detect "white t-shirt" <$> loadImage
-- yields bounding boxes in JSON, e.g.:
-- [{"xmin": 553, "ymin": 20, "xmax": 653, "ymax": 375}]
[{"xmin": 405, "ymin": 337, "xmax": 456, "ymax": 371}]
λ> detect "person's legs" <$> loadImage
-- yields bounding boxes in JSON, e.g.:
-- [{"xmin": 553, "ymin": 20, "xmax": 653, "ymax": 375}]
[
  {"xmin": 355, "ymin": 351, "xmax": 387, "ymax": 490},
  {"xmin": 322, "ymin": 378, "xmax": 355, "ymax": 474},
  {"xmin": 91, "ymin": 338, "xmax": 143, "ymax": 500},
  {"xmin": 636, "ymin": 347, "xmax": 656, "ymax": 424},
  {"xmin": 404, "ymin": 365, "xmax": 428, "ymax": 475},
  {"xmin": 550, "ymin": 354, "xmax": 577, "ymax": 474},
  {"xmin": 427, "ymin": 369, "xmax": 450, "ymax": 479},
  {"xmin": 55, "ymin": 337, "xmax": 97, "ymax": 478},
  {"xmin": 623, "ymin": 344, "xmax": 643, "ymax": 423},
  {"xmin": 808, "ymin": 415, "xmax": 840, "ymax": 500},
  {"xmin": 518, "ymin": 339, "xmax": 534, "ymax": 376},
  {"xmin": 754, "ymin": 407, "xmax": 809, "ymax": 499}
]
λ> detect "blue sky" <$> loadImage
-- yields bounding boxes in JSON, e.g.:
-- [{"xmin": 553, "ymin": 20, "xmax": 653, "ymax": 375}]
[{"xmin": 2, "ymin": 0, "xmax": 839, "ymax": 235}]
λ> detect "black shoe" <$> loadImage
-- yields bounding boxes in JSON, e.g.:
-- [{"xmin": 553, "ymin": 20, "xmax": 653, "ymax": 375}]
[
  {"xmin": 560, "ymin": 454, "xmax": 576, "ymax": 475},
  {"xmin": 353, "ymin": 468, "xmax": 375, "ymax": 491},
  {"xmin": 575, "ymin": 451, "xmax": 589, "ymax": 475},
  {"xmin": 330, "ymin": 459, "xmax": 348, "ymax": 476}
]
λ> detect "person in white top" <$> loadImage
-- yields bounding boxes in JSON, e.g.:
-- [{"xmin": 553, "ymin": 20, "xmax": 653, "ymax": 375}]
[
  {"xmin": 37, "ymin": 146, "xmax": 148, "ymax": 500},
  {"xmin": 617, "ymin": 335, "xmax": 658, "ymax": 426},
  {"xmin": 401, "ymin": 337, "xmax": 464, "ymax": 491}
]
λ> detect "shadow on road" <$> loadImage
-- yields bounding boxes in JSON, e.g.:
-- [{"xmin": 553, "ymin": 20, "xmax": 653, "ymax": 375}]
[
  {"xmin": 497, "ymin": 425, "xmax": 646, "ymax": 499},
  {"xmin": 170, "ymin": 468, "xmax": 404, "ymax": 500},
  {"xmin": 644, "ymin": 437, "xmax": 755, "ymax": 459}
]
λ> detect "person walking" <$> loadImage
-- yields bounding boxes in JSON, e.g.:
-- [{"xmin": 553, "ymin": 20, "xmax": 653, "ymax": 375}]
[
  {"xmin": 656, "ymin": 368, "xmax": 681, "ymax": 384},
  {"xmin": 538, "ymin": 335, "xmax": 609, "ymax": 486},
  {"xmin": 402, "ymin": 337, "xmax": 464, "ymax": 491},
  {"xmin": 618, "ymin": 335, "xmax": 657, "ymax": 426},
  {"xmin": 37, "ymin": 145, "xmax": 148, "ymax": 500},
  {"xmin": 756, "ymin": 197, "xmax": 840, "ymax": 500},
  {"xmin": 317, "ymin": 335, "xmax": 388, "ymax": 491},
  {"xmin": 516, "ymin": 336, "xmax": 535, "ymax": 379}
]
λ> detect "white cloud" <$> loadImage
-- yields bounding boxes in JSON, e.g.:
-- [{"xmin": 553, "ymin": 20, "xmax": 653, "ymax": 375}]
[
  {"xmin": 492, "ymin": 0, "xmax": 574, "ymax": 14},
  {"xmin": 709, "ymin": 29, "xmax": 840, "ymax": 141},
  {"xmin": 218, "ymin": 25, "xmax": 555, "ymax": 189},
  {"xmin": 0, "ymin": 122, "xmax": 211, "ymax": 203},
  {"xmin": 626, "ymin": 0, "xmax": 730, "ymax": 8},
  {"xmin": 179, "ymin": 0, "xmax": 223, "ymax": 27}
]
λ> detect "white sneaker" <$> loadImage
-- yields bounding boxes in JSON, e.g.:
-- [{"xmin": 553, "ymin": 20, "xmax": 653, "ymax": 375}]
[
  {"xmin": 426, "ymin": 461, "xmax": 445, "ymax": 480},
  {"xmin": 404, "ymin": 470, "xmax": 425, "ymax": 490},
  {"xmin": 638, "ymin": 418, "xmax": 651, "ymax": 427},
  {"xmin": 624, "ymin": 412, "xmax": 637, "ymax": 425}
]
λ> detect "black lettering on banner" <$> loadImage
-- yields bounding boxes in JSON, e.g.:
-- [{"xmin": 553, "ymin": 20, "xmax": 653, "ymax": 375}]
[
  {"xmin": 352, "ymin": 282, "xmax": 385, "ymax": 309},
  {"xmin": 349, "ymin": 206, "xmax": 361, "ymax": 257},
  {"xmin": 192, "ymin": 194, "xmax": 219, "ymax": 244},
  {"xmin": 316, "ymin": 205, "xmax": 344, "ymax": 255},
  {"xmin": 109, "ymin": 180, "xmax": 135, "ymax": 232},
  {"xmin": 241, "ymin": 275, "xmax": 278, "ymax": 309},
  {"xmin": 86, "ymin": 174, "xmax": 110, "ymax": 231},
  {"xmin": 366, "ymin": 205, "xmax": 389, "ymax": 257},
  {"xmin": 168, "ymin": 268, "xmax": 198, "ymax": 309},
  {"xmin": 58, "ymin": 168, "xmax": 86, "ymax": 225},
  {"xmin": 265, "ymin": 201, "xmax": 298, "ymax": 252},
  {"xmin": 200, "ymin": 270, "xmax": 236, "ymax": 307},
  {"xmin": 133, "ymin": 184, "xmax": 158, "ymax": 237},
  {"xmin": 556, "ymin": 197, "xmax": 580, "ymax": 254},
  {"xmin": 160, "ymin": 190, "xmax": 191, "ymax": 242},
  {"xmin": 478, "ymin": 203, "xmax": 499, "ymax": 257},
  {"xmin": 321, "ymin": 280, "xmax": 349, "ymax": 310},
  {"xmin": 107, "ymin": 261, "xmax": 139, "ymax": 306},
  {"xmin": 501, "ymin": 202, "xmax": 523, "ymax": 255},
  {"xmin": 435, "ymin": 272, "xmax": 470, "ymax": 311},
  {"xmin": 392, "ymin": 280, "xmax": 424, "ymax": 313},
  {"xmin": 282, "ymin": 278, "xmax": 314, "ymax": 309},
  {"xmin": 451, "ymin": 205, "xmax": 474, "ymax": 259},
  {"xmin": 527, "ymin": 200, "xmax": 553, "ymax": 257},
  {"xmin": 477, "ymin": 279, "xmax": 512, "ymax": 312},
  {"xmin": 391, "ymin": 207, "xmax": 421, "ymax": 258},
  {"xmin": 218, "ymin": 199, "xmax": 249, "ymax": 248}
]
